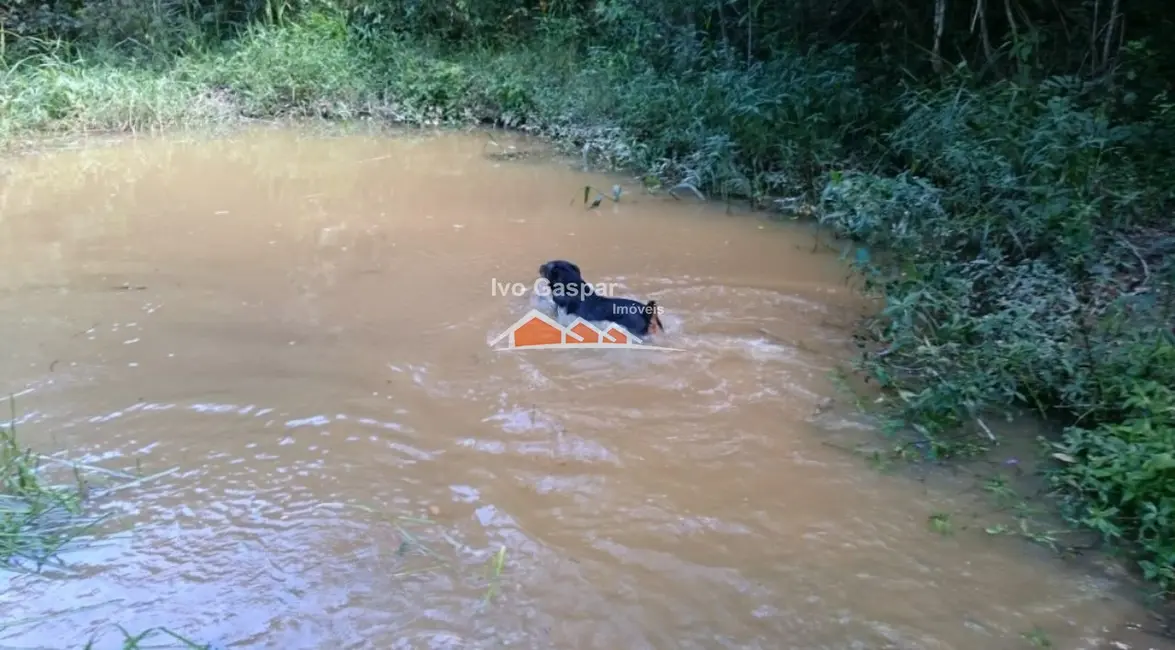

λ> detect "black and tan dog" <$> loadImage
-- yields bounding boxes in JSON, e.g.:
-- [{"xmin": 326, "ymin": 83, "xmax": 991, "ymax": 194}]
[{"xmin": 537, "ymin": 260, "xmax": 664, "ymax": 337}]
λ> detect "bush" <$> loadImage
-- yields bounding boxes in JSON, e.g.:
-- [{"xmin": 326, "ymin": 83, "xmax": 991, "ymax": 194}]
[
  {"xmin": 819, "ymin": 72, "xmax": 1175, "ymax": 589},
  {"xmin": 1050, "ymin": 380, "xmax": 1175, "ymax": 596},
  {"xmin": 192, "ymin": 13, "xmax": 373, "ymax": 117}
]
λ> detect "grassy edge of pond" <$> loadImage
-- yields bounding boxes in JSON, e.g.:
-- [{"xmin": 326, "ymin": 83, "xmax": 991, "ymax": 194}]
[
  {"xmin": 2, "ymin": 397, "xmax": 516, "ymax": 648},
  {"xmin": 0, "ymin": 397, "xmax": 219, "ymax": 648},
  {"xmin": 3, "ymin": 0, "xmax": 1175, "ymax": 612}
]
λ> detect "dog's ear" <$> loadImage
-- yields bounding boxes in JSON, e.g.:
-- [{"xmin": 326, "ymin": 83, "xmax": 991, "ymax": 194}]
[
  {"xmin": 560, "ymin": 261, "xmax": 582, "ymax": 279},
  {"xmin": 555, "ymin": 261, "xmax": 584, "ymax": 285}
]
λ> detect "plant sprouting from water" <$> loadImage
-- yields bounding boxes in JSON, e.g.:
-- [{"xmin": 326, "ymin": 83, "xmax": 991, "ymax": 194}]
[
  {"xmin": 484, "ymin": 544, "xmax": 508, "ymax": 604},
  {"xmin": 1, "ymin": 395, "xmax": 94, "ymax": 569},
  {"xmin": 927, "ymin": 512, "xmax": 953, "ymax": 536},
  {"xmin": 1, "ymin": 395, "xmax": 179, "ymax": 572},
  {"xmin": 85, "ymin": 625, "xmax": 216, "ymax": 650}
]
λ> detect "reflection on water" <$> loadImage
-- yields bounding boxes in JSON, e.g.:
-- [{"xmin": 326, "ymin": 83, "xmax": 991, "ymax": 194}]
[{"xmin": 0, "ymin": 126, "xmax": 1166, "ymax": 649}]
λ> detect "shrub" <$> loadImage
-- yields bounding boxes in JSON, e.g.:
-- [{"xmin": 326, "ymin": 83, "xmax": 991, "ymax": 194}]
[{"xmin": 1050, "ymin": 380, "xmax": 1175, "ymax": 596}]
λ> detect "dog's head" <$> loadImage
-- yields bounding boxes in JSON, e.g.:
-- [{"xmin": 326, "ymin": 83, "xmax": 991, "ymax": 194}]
[
  {"xmin": 538, "ymin": 260, "xmax": 586, "ymax": 309},
  {"xmin": 538, "ymin": 260, "xmax": 582, "ymax": 285}
]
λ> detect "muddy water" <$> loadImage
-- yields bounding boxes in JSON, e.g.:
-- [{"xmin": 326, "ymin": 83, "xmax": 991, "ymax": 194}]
[{"xmin": 0, "ymin": 127, "xmax": 1163, "ymax": 649}]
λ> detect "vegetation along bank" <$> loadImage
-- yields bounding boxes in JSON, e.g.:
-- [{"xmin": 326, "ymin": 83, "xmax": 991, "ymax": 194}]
[{"xmin": 3, "ymin": 0, "xmax": 1175, "ymax": 597}]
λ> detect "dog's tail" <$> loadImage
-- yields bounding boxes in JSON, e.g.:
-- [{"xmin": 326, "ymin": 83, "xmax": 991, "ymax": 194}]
[{"xmin": 645, "ymin": 300, "xmax": 664, "ymax": 334}]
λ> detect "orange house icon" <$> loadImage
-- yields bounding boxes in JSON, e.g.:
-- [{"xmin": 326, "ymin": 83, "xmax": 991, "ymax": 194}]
[
  {"xmin": 489, "ymin": 309, "xmax": 661, "ymax": 350},
  {"xmin": 602, "ymin": 323, "xmax": 635, "ymax": 344},
  {"xmin": 565, "ymin": 317, "xmax": 623, "ymax": 345}
]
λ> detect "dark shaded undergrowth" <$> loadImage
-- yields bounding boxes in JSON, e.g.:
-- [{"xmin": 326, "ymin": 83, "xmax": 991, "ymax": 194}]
[{"xmin": 3, "ymin": 0, "xmax": 1175, "ymax": 597}]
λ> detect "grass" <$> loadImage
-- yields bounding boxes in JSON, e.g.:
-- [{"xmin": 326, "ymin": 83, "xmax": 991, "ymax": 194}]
[
  {"xmin": 0, "ymin": 413, "xmax": 182, "ymax": 575},
  {"xmin": 389, "ymin": 514, "xmax": 512, "ymax": 603},
  {"xmin": 0, "ymin": 403, "xmax": 176, "ymax": 535},
  {"xmin": 0, "ymin": 396, "xmax": 212, "ymax": 646},
  {"xmin": 1, "ymin": 396, "xmax": 101, "ymax": 571},
  {"xmin": 90, "ymin": 626, "xmax": 214, "ymax": 650},
  {"xmin": 484, "ymin": 544, "xmax": 508, "ymax": 603},
  {"xmin": 0, "ymin": 385, "xmax": 508, "ymax": 645}
]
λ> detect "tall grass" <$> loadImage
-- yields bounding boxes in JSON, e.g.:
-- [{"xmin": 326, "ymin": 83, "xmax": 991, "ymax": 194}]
[
  {"xmin": 0, "ymin": 397, "xmax": 99, "ymax": 570},
  {"xmin": 1, "ymin": 397, "xmax": 213, "ymax": 644},
  {"xmin": 1, "ymin": 395, "xmax": 180, "ymax": 572}
]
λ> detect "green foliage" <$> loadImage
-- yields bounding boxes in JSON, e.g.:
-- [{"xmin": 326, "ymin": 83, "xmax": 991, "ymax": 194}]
[
  {"xmin": 0, "ymin": 50, "xmax": 213, "ymax": 139},
  {"xmin": 194, "ymin": 12, "xmax": 371, "ymax": 117},
  {"xmin": 82, "ymin": 625, "xmax": 216, "ymax": 649},
  {"xmin": 1, "ymin": 400, "xmax": 89, "ymax": 569},
  {"xmin": 819, "ymin": 70, "xmax": 1175, "ymax": 592},
  {"xmin": 1050, "ymin": 381, "xmax": 1175, "ymax": 596},
  {"xmin": 506, "ymin": 43, "xmax": 868, "ymax": 201}
]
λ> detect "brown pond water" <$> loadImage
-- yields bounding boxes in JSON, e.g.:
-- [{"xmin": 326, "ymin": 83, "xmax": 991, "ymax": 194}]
[{"xmin": 0, "ymin": 126, "xmax": 1167, "ymax": 649}]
